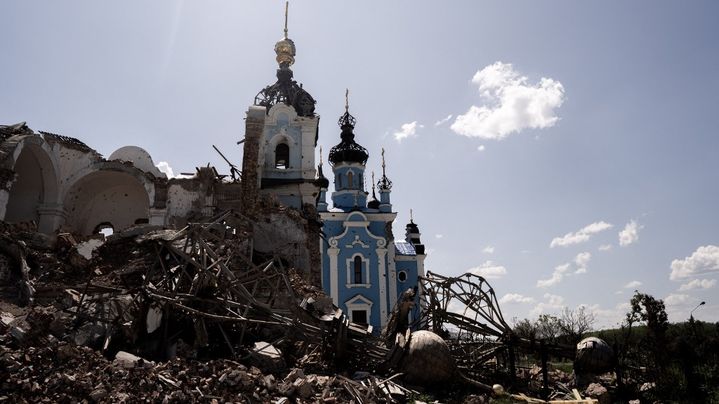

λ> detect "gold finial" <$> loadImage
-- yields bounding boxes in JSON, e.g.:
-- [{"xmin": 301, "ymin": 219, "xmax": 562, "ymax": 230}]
[
  {"xmin": 274, "ymin": 1, "xmax": 295, "ymax": 67},
  {"xmin": 319, "ymin": 146, "xmax": 323, "ymax": 165},
  {"xmin": 371, "ymin": 171, "xmax": 376, "ymax": 190},
  {"xmin": 345, "ymin": 88, "xmax": 349, "ymax": 113},
  {"xmin": 284, "ymin": 1, "xmax": 289, "ymax": 38},
  {"xmin": 410, "ymin": 209, "xmax": 414, "ymax": 223}
]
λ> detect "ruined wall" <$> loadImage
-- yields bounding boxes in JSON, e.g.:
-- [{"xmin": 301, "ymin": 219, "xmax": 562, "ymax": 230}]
[{"xmin": 240, "ymin": 107, "xmax": 265, "ymax": 216}]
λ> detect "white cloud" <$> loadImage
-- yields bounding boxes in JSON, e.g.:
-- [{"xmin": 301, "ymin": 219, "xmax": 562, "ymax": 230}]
[
  {"xmin": 679, "ymin": 278, "xmax": 717, "ymax": 291},
  {"xmin": 468, "ymin": 261, "xmax": 507, "ymax": 279},
  {"xmin": 529, "ymin": 293, "xmax": 565, "ymax": 316},
  {"xmin": 550, "ymin": 221, "xmax": 613, "ymax": 248},
  {"xmin": 619, "ymin": 220, "xmax": 642, "ymax": 247},
  {"xmin": 670, "ymin": 245, "xmax": 719, "ymax": 280},
  {"xmin": 537, "ymin": 263, "xmax": 570, "ymax": 288},
  {"xmin": 435, "ymin": 234, "xmax": 444, "ymax": 239},
  {"xmin": 477, "ymin": 145, "xmax": 486, "ymax": 151},
  {"xmin": 624, "ymin": 280, "xmax": 642, "ymax": 289},
  {"xmin": 574, "ymin": 252, "xmax": 591, "ymax": 270},
  {"xmin": 156, "ymin": 161, "xmax": 175, "ymax": 178},
  {"xmin": 450, "ymin": 62, "xmax": 564, "ymax": 140},
  {"xmin": 598, "ymin": 244, "xmax": 612, "ymax": 251},
  {"xmin": 499, "ymin": 293, "xmax": 535, "ymax": 305},
  {"xmin": 574, "ymin": 267, "xmax": 587, "ymax": 274},
  {"xmin": 393, "ymin": 121, "xmax": 423, "ymax": 142},
  {"xmin": 665, "ymin": 293, "xmax": 690, "ymax": 307},
  {"xmin": 482, "ymin": 246, "xmax": 495, "ymax": 254},
  {"xmin": 434, "ymin": 114, "xmax": 453, "ymax": 126}
]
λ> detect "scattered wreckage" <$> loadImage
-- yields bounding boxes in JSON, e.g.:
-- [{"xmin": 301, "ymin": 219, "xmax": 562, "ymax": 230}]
[{"xmin": 0, "ymin": 211, "xmax": 610, "ymax": 403}]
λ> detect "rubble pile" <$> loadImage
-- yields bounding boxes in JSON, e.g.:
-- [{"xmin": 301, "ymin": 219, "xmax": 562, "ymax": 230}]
[{"xmin": 0, "ymin": 211, "xmax": 615, "ymax": 402}]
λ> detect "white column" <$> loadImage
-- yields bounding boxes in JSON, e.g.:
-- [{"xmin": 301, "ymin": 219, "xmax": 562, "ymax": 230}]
[
  {"xmin": 376, "ymin": 247, "xmax": 388, "ymax": 328},
  {"xmin": 328, "ymin": 247, "xmax": 340, "ymax": 305},
  {"xmin": 388, "ymin": 246, "xmax": 398, "ymax": 310}
]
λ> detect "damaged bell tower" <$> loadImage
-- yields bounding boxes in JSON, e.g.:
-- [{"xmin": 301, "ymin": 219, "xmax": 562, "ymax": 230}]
[{"xmin": 243, "ymin": 2, "xmax": 320, "ymax": 212}]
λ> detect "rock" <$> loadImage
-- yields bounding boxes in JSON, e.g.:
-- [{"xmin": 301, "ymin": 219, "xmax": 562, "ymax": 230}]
[
  {"xmin": 263, "ymin": 374, "xmax": 277, "ymax": 391},
  {"xmin": 293, "ymin": 377, "xmax": 314, "ymax": 399},
  {"xmin": 249, "ymin": 342, "xmax": 285, "ymax": 373},
  {"xmin": 284, "ymin": 368, "xmax": 305, "ymax": 383},
  {"xmin": 89, "ymin": 388, "xmax": 108, "ymax": 402},
  {"xmin": 585, "ymin": 382, "xmax": 609, "ymax": 404},
  {"xmin": 9, "ymin": 324, "xmax": 27, "ymax": 342},
  {"xmin": 114, "ymin": 351, "xmax": 153, "ymax": 369},
  {"xmin": 72, "ymin": 323, "xmax": 106, "ymax": 347}
]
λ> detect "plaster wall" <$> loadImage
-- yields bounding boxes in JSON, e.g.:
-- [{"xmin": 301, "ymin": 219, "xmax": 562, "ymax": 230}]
[{"xmin": 64, "ymin": 171, "xmax": 150, "ymax": 235}]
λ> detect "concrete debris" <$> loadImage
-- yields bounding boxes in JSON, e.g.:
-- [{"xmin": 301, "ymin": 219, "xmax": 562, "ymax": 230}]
[{"xmin": 0, "ymin": 209, "xmax": 626, "ymax": 402}]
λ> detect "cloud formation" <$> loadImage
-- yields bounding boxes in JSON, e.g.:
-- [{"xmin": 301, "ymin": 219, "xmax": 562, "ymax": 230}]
[
  {"xmin": 624, "ymin": 280, "xmax": 642, "ymax": 289},
  {"xmin": 482, "ymin": 246, "xmax": 495, "ymax": 254},
  {"xmin": 434, "ymin": 114, "xmax": 453, "ymax": 126},
  {"xmin": 468, "ymin": 261, "xmax": 507, "ymax": 279},
  {"xmin": 598, "ymin": 244, "xmax": 612, "ymax": 252},
  {"xmin": 451, "ymin": 62, "xmax": 564, "ymax": 140},
  {"xmin": 665, "ymin": 293, "xmax": 690, "ymax": 307},
  {"xmin": 670, "ymin": 245, "xmax": 719, "ymax": 280},
  {"xmin": 574, "ymin": 252, "xmax": 591, "ymax": 273},
  {"xmin": 550, "ymin": 221, "xmax": 613, "ymax": 248},
  {"xmin": 156, "ymin": 161, "xmax": 175, "ymax": 178},
  {"xmin": 529, "ymin": 293, "xmax": 565, "ymax": 316},
  {"xmin": 537, "ymin": 263, "xmax": 570, "ymax": 288},
  {"xmin": 679, "ymin": 278, "xmax": 717, "ymax": 291},
  {"xmin": 499, "ymin": 293, "xmax": 535, "ymax": 304},
  {"xmin": 393, "ymin": 121, "xmax": 422, "ymax": 142},
  {"xmin": 619, "ymin": 220, "xmax": 642, "ymax": 247}
]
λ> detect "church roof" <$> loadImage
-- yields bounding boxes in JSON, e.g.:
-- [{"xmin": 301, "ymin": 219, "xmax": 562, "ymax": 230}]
[
  {"xmin": 328, "ymin": 110, "xmax": 369, "ymax": 165},
  {"xmin": 395, "ymin": 240, "xmax": 417, "ymax": 256}
]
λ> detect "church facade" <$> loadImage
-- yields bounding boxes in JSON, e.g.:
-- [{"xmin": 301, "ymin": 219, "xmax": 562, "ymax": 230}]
[{"xmin": 246, "ymin": 16, "xmax": 427, "ymax": 333}]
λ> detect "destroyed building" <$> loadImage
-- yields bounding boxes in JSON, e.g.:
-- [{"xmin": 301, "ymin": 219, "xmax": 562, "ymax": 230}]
[{"xmin": 0, "ymin": 11, "xmax": 425, "ymax": 335}]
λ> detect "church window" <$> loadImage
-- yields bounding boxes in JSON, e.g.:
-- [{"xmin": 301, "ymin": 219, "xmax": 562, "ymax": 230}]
[
  {"xmin": 353, "ymin": 255, "xmax": 363, "ymax": 284},
  {"xmin": 347, "ymin": 171, "xmax": 354, "ymax": 189},
  {"xmin": 275, "ymin": 143, "xmax": 289, "ymax": 169},
  {"xmin": 398, "ymin": 270, "xmax": 408, "ymax": 282},
  {"xmin": 351, "ymin": 310, "xmax": 368, "ymax": 325}
]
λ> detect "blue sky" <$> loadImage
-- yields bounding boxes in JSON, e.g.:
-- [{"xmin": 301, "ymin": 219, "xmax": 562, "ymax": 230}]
[{"xmin": 2, "ymin": 1, "xmax": 718, "ymax": 327}]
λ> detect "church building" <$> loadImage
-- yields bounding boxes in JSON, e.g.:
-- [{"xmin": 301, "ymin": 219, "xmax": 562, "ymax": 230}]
[
  {"xmin": 316, "ymin": 100, "xmax": 426, "ymax": 332},
  {"xmin": 248, "ymin": 7, "xmax": 428, "ymax": 333}
]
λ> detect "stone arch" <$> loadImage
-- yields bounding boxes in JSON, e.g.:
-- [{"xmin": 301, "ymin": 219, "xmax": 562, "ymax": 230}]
[
  {"xmin": 62, "ymin": 163, "xmax": 153, "ymax": 236},
  {"xmin": 4, "ymin": 137, "xmax": 61, "ymax": 232}
]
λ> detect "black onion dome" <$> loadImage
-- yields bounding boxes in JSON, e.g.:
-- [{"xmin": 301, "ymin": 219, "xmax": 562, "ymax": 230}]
[
  {"xmin": 315, "ymin": 164, "xmax": 330, "ymax": 189},
  {"xmin": 367, "ymin": 196, "xmax": 380, "ymax": 210},
  {"xmin": 328, "ymin": 111, "xmax": 369, "ymax": 165},
  {"xmin": 255, "ymin": 68, "xmax": 316, "ymax": 117}
]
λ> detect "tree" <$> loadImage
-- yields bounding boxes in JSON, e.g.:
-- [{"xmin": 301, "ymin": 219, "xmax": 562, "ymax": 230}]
[
  {"xmin": 559, "ymin": 306, "xmax": 595, "ymax": 344},
  {"xmin": 535, "ymin": 314, "xmax": 562, "ymax": 342},
  {"xmin": 512, "ymin": 317, "xmax": 538, "ymax": 340}
]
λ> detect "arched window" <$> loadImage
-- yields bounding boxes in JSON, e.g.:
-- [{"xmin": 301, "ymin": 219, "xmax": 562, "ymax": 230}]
[
  {"xmin": 354, "ymin": 255, "xmax": 363, "ymax": 284},
  {"xmin": 275, "ymin": 143, "xmax": 289, "ymax": 169},
  {"xmin": 347, "ymin": 171, "xmax": 354, "ymax": 189}
]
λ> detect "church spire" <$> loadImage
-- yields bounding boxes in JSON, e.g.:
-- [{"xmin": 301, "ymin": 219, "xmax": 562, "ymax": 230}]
[
  {"xmin": 274, "ymin": 1, "xmax": 296, "ymax": 68},
  {"xmin": 377, "ymin": 148, "xmax": 393, "ymax": 190},
  {"xmin": 255, "ymin": 1, "xmax": 316, "ymax": 117},
  {"xmin": 328, "ymin": 89, "xmax": 369, "ymax": 165}
]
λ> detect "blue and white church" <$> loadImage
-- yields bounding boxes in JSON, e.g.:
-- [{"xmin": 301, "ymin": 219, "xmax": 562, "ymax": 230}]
[
  {"xmin": 316, "ymin": 100, "xmax": 426, "ymax": 333},
  {"xmin": 249, "ymin": 7, "xmax": 427, "ymax": 333}
]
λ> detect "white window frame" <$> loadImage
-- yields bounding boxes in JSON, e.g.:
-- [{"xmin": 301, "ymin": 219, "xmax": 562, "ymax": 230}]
[
  {"xmin": 346, "ymin": 253, "xmax": 371, "ymax": 288},
  {"xmin": 345, "ymin": 294, "xmax": 373, "ymax": 326}
]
